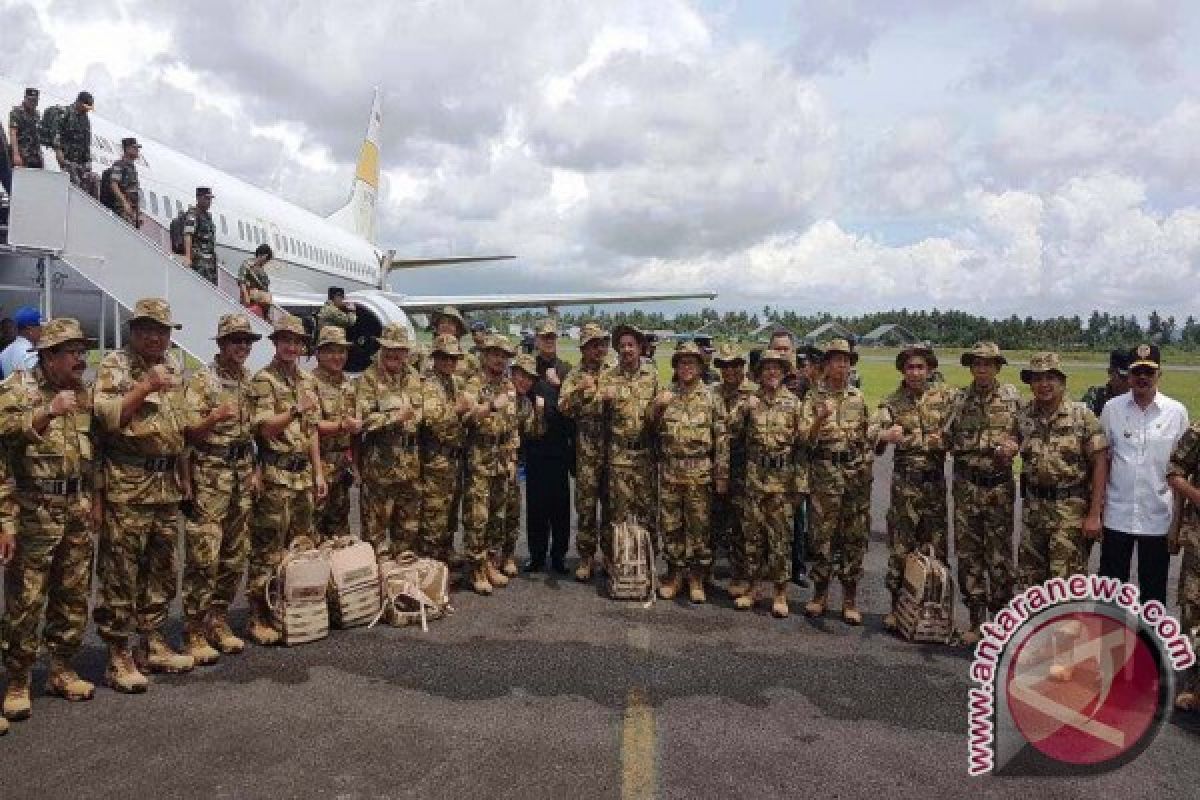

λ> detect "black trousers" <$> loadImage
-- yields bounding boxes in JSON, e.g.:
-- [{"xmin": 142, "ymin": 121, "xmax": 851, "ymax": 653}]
[
  {"xmin": 525, "ymin": 456, "xmax": 572, "ymax": 564},
  {"xmin": 1099, "ymin": 527, "xmax": 1170, "ymax": 605}
]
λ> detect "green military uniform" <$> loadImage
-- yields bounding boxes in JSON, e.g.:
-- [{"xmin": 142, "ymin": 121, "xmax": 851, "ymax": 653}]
[
  {"xmin": 109, "ymin": 156, "xmax": 139, "ymax": 225},
  {"xmin": 558, "ymin": 323, "xmax": 611, "ymax": 572},
  {"xmin": 316, "ymin": 300, "xmax": 357, "ymax": 339},
  {"xmin": 238, "ymin": 258, "xmax": 272, "ymax": 315},
  {"xmin": 312, "ymin": 328, "xmax": 358, "ymax": 543},
  {"xmin": 418, "ymin": 335, "xmax": 473, "ymax": 560},
  {"xmin": 56, "ymin": 102, "xmax": 91, "ymax": 188},
  {"xmin": 8, "ymin": 92, "xmax": 42, "ymax": 168},
  {"xmin": 712, "ymin": 343, "xmax": 756, "ymax": 573},
  {"xmin": 357, "ymin": 325, "xmax": 424, "ymax": 557},
  {"xmin": 603, "ymin": 325, "xmax": 660, "ymax": 536},
  {"xmin": 1167, "ymin": 423, "xmax": 1200, "ymax": 707},
  {"xmin": 183, "ymin": 205, "xmax": 218, "ymax": 283},
  {"xmin": 1080, "ymin": 384, "xmax": 1119, "ymax": 418}
]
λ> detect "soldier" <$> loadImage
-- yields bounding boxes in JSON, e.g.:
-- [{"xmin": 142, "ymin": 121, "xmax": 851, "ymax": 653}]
[
  {"xmin": 523, "ymin": 318, "xmax": 573, "ymax": 574},
  {"xmin": 603, "ymin": 324, "xmax": 659, "ymax": 549},
  {"xmin": 316, "ymin": 287, "xmax": 358, "ymax": 340},
  {"xmin": 55, "ymin": 91, "xmax": 93, "ymax": 190},
  {"xmin": 357, "ymin": 324, "xmax": 422, "ymax": 558},
  {"xmin": 1081, "ymin": 349, "xmax": 1131, "ymax": 417},
  {"xmin": 0, "ymin": 456, "xmax": 9, "ymax": 734},
  {"xmin": 558, "ymin": 323, "xmax": 611, "ymax": 581},
  {"xmin": 423, "ymin": 305, "xmax": 479, "ymax": 378},
  {"xmin": 8, "ymin": 87, "xmax": 42, "ymax": 170},
  {"xmin": 945, "ymin": 342, "xmax": 1021, "ymax": 646},
  {"xmin": 183, "ymin": 187, "xmax": 219, "ymax": 284},
  {"xmin": 0, "ymin": 319, "xmax": 99, "ymax": 721},
  {"xmin": 1166, "ymin": 420, "xmax": 1200, "ymax": 712},
  {"xmin": 107, "ymin": 137, "xmax": 141, "ymax": 227},
  {"xmin": 418, "ymin": 334, "xmax": 474, "ymax": 562},
  {"xmin": 180, "ymin": 314, "xmax": 261, "ymax": 665},
  {"xmin": 238, "ymin": 244, "xmax": 274, "ymax": 318},
  {"xmin": 651, "ymin": 342, "xmax": 729, "ymax": 602},
  {"xmin": 801, "ymin": 338, "xmax": 872, "ymax": 624},
  {"xmin": 732, "ymin": 348, "xmax": 803, "ymax": 616},
  {"xmin": 869, "ymin": 345, "xmax": 954, "ymax": 632},
  {"xmin": 312, "ymin": 327, "xmax": 360, "ymax": 543},
  {"xmin": 767, "ymin": 328, "xmax": 811, "ymax": 587},
  {"xmin": 246, "ymin": 314, "xmax": 326, "ymax": 645},
  {"xmin": 93, "ymin": 298, "xmax": 193, "ymax": 689},
  {"xmin": 712, "ymin": 343, "xmax": 756, "ymax": 586},
  {"xmin": 509, "ymin": 353, "xmax": 551, "ymax": 571}
]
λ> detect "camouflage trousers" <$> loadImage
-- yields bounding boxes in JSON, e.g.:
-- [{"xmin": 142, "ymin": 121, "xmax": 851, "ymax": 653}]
[
  {"xmin": 362, "ymin": 478, "xmax": 421, "ymax": 558},
  {"xmin": 181, "ymin": 460, "xmax": 253, "ymax": 623},
  {"xmin": 713, "ymin": 488, "xmax": 743, "ymax": 572},
  {"xmin": 660, "ymin": 480, "xmax": 713, "ymax": 571},
  {"xmin": 94, "ymin": 502, "xmax": 181, "ymax": 645},
  {"xmin": 739, "ymin": 489, "xmax": 793, "ymax": 584},
  {"xmin": 315, "ymin": 455, "xmax": 354, "ymax": 542},
  {"xmin": 247, "ymin": 483, "xmax": 314, "ymax": 604},
  {"xmin": 419, "ymin": 463, "xmax": 457, "ymax": 560},
  {"xmin": 1179, "ymin": 545, "xmax": 1200, "ymax": 694},
  {"xmin": 463, "ymin": 469, "xmax": 511, "ymax": 565},
  {"xmin": 2, "ymin": 494, "xmax": 94, "ymax": 672},
  {"xmin": 503, "ymin": 473, "xmax": 521, "ymax": 558},
  {"xmin": 953, "ymin": 477, "xmax": 1016, "ymax": 612},
  {"xmin": 609, "ymin": 457, "xmax": 656, "ymax": 553},
  {"xmin": 63, "ymin": 160, "xmax": 93, "ymax": 193},
  {"xmin": 191, "ymin": 256, "xmax": 218, "ymax": 285},
  {"xmin": 809, "ymin": 468, "xmax": 871, "ymax": 588},
  {"xmin": 447, "ymin": 457, "xmax": 466, "ymax": 547},
  {"xmin": 885, "ymin": 470, "xmax": 949, "ymax": 596},
  {"xmin": 1019, "ymin": 496, "xmax": 1088, "ymax": 589},
  {"xmin": 573, "ymin": 446, "xmax": 608, "ymax": 560}
]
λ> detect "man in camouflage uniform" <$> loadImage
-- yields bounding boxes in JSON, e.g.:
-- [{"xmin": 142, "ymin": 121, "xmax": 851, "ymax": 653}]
[
  {"xmin": 183, "ymin": 187, "xmax": 219, "ymax": 284},
  {"xmin": 801, "ymin": 338, "xmax": 872, "ymax": 624},
  {"xmin": 0, "ymin": 456, "xmax": 9, "ymax": 734},
  {"xmin": 8, "ymin": 87, "xmax": 43, "ymax": 169},
  {"xmin": 424, "ymin": 306, "xmax": 476, "ymax": 557},
  {"xmin": 712, "ymin": 343, "xmax": 755, "ymax": 587},
  {"xmin": 652, "ymin": 342, "xmax": 730, "ymax": 603},
  {"xmin": 107, "ymin": 137, "xmax": 141, "ymax": 227},
  {"xmin": 55, "ymin": 91, "xmax": 93, "ymax": 190},
  {"xmin": 732, "ymin": 348, "xmax": 803, "ymax": 617},
  {"xmin": 238, "ymin": 244, "xmax": 273, "ymax": 318},
  {"xmin": 1081, "ymin": 349, "xmax": 1131, "ymax": 417},
  {"xmin": 418, "ymin": 334, "xmax": 473, "ymax": 561},
  {"xmin": 180, "ymin": 314, "xmax": 261, "ymax": 665},
  {"xmin": 1166, "ymin": 421, "xmax": 1200, "ymax": 713},
  {"xmin": 945, "ymin": 342, "xmax": 1021, "ymax": 645},
  {"xmin": 558, "ymin": 323, "xmax": 611, "ymax": 580},
  {"xmin": 93, "ymin": 299, "xmax": 193, "ymax": 690},
  {"xmin": 0, "ymin": 319, "xmax": 99, "ymax": 721},
  {"xmin": 313, "ymin": 327, "xmax": 360, "ymax": 543},
  {"xmin": 602, "ymin": 324, "xmax": 659, "ymax": 556},
  {"xmin": 246, "ymin": 314, "xmax": 326, "ymax": 645},
  {"xmin": 509, "ymin": 353, "xmax": 549, "ymax": 573},
  {"xmin": 869, "ymin": 345, "xmax": 954, "ymax": 632},
  {"xmin": 316, "ymin": 287, "xmax": 358, "ymax": 340},
  {"xmin": 356, "ymin": 324, "xmax": 422, "ymax": 558}
]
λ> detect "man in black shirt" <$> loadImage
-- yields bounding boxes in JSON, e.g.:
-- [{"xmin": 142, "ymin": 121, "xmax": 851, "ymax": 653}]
[{"xmin": 523, "ymin": 318, "xmax": 574, "ymax": 573}]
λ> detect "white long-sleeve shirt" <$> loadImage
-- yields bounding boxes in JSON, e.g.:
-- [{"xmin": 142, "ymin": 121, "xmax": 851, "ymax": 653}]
[{"xmin": 1100, "ymin": 390, "xmax": 1189, "ymax": 536}]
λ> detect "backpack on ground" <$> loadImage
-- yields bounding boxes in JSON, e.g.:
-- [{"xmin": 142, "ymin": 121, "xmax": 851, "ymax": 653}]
[
  {"xmin": 608, "ymin": 519, "xmax": 656, "ymax": 605},
  {"xmin": 266, "ymin": 538, "xmax": 332, "ymax": 646},
  {"xmin": 371, "ymin": 552, "xmax": 451, "ymax": 631},
  {"xmin": 37, "ymin": 105, "xmax": 65, "ymax": 148},
  {"xmin": 895, "ymin": 544, "xmax": 954, "ymax": 645},
  {"xmin": 169, "ymin": 210, "xmax": 188, "ymax": 254},
  {"xmin": 322, "ymin": 536, "xmax": 381, "ymax": 628}
]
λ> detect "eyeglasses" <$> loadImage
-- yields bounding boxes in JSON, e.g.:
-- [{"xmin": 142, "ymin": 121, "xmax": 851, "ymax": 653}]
[
  {"xmin": 226, "ymin": 337, "xmax": 256, "ymax": 346},
  {"xmin": 1130, "ymin": 366, "xmax": 1158, "ymax": 377}
]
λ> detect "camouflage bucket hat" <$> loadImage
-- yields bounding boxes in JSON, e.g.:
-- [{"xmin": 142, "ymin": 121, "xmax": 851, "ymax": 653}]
[
  {"xmin": 712, "ymin": 342, "xmax": 747, "ymax": 366},
  {"xmin": 376, "ymin": 323, "xmax": 413, "ymax": 349},
  {"xmin": 431, "ymin": 333, "xmax": 464, "ymax": 358},
  {"xmin": 37, "ymin": 318, "xmax": 95, "ymax": 351},
  {"xmin": 213, "ymin": 313, "xmax": 262, "ymax": 341},
  {"xmin": 895, "ymin": 345, "xmax": 937, "ymax": 371},
  {"xmin": 757, "ymin": 348, "xmax": 791, "ymax": 368},
  {"xmin": 129, "ymin": 297, "xmax": 181, "ymax": 330},
  {"xmin": 430, "ymin": 305, "xmax": 467, "ymax": 338},
  {"xmin": 1020, "ymin": 352, "xmax": 1067, "ymax": 384},
  {"xmin": 269, "ymin": 314, "xmax": 307, "ymax": 340},
  {"xmin": 316, "ymin": 327, "xmax": 349, "ymax": 349},
  {"xmin": 535, "ymin": 317, "xmax": 558, "ymax": 336},
  {"xmin": 820, "ymin": 337, "xmax": 859, "ymax": 365},
  {"xmin": 960, "ymin": 341, "xmax": 1007, "ymax": 367},
  {"xmin": 671, "ymin": 340, "xmax": 706, "ymax": 367},
  {"xmin": 511, "ymin": 353, "xmax": 538, "ymax": 376},
  {"xmin": 611, "ymin": 323, "xmax": 646, "ymax": 348},
  {"xmin": 579, "ymin": 322, "xmax": 610, "ymax": 348},
  {"xmin": 481, "ymin": 333, "xmax": 516, "ymax": 356}
]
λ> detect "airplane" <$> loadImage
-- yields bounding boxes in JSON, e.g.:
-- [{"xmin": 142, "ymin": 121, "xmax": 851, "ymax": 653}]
[{"xmin": 0, "ymin": 76, "xmax": 715, "ymax": 367}]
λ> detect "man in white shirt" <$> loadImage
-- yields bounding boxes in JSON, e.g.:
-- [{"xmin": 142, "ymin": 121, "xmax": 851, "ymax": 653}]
[
  {"xmin": 0, "ymin": 306, "xmax": 44, "ymax": 378},
  {"xmin": 1098, "ymin": 343, "xmax": 1189, "ymax": 604}
]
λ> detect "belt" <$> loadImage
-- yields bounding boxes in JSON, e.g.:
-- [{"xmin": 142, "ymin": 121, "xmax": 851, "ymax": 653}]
[
  {"xmin": 668, "ymin": 456, "xmax": 711, "ymax": 472},
  {"xmin": 106, "ymin": 451, "xmax": 179, "ymax": 473},
  {"xmin": 577, "ymin": 419, "xmax": 605, "ymax": 438},
  {"xmin": 955, "ymin": 465, "xmax": 1012, "ymax": 488},
  {"xmin": 813, "ymin": 447, "xmax": 860, "ymax": 466},
  {"xmin": 259, "ymin": 450, "xmax": 309, "ymax": 472},
  {"xmin": 372, "ymin": 430, "xmax": 418, "ymax": 450},
  {"xmin": 1025, "ymin": 483, "xmax": 1086, "ymax": 502},
  {"xmin": 195, "ymin": 440, "xmax": 254, "ymax": 460},
  {"xmin": 611, "ymin": 434, "xmax": 649, "ymax": 452},
  {"xmin": 17, "ymin": 476, "xmax": 87, "ymax": 496},
  {"xmin": 321, "ymin": 447, "xmax": 351, "ymax": 461},
  {"xmin": 472, "ymin": 433, "xmax": 508, "ymax": 448},
  {"xmin": 422, "ymin": 440, "xmax": 464, "ymax": 461},
  {"xmin": 752, "ymin": 452, "xmax": 793, "ymax": 470},
  {"xmin": 894, "ymin": 463, "xmax": 944, "ymax": 484}
]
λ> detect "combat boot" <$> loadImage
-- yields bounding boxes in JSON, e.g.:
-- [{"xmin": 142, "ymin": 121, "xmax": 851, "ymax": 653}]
[
  {"xmin": 138, "ymin": 631, "xmax": 195, "ymax": 674},
  {"xmin": 2, "ymin": 670, "xmax": 32, "ymax": 720},
  {"xmin": 841, "ymin": 582, "xmax": 863, "ymax": 626},
  {"xmin": 105, "ymin": 645, "xmax": 148, "ymax": 694},
  {"xmin": 960, "ymin": 604, "xmax": 987, "ymax": 647},
  {"xmin": 688, "ymin": 569, "xmax": 706, "ymax": 604},
  {"xmin": 207, "ymin": 614, "xmax": 246, "ymax": 655},
  {"xmin": 658, "ymin": 570, "xmax": 683, "ymax": 600},
  {"xmin": 486, "ymin": 559, "xmax": 510, "ymax": 588},
  {"xmin": 472, "ymin": 565, "xmax": 494, "ymax": 596},
  {"xmin": 734, "ymin": 583, "xmax": 755, "ymax": 611},
  {"xmin": 246, "ymin": 604, "xmax": 282, "ymax": 647},
  {"xmin": 502, "ymin": 556, "xmax": 519, "ymax": 577},
  {"xmin": 804, "ymin": 585, "xmax": 829, "ymax": 618},
  {"xmin": 184, "ymin": 623, "xmax": 220, "ymax": 667},
  {"xmin": 772, "ymin": 583, "xmax": 790, "ymax": 619},
  {"xmin": 46, "ymin": 657, "xmax": 95, "ymax": 702},
  {"xmin": 727, "ymin": 579, "xmax": 750, "ymax": 599},
  {"xmin": 882, "ymin": 593, "xmax": 900, "ymax": 633},
  {"xmin": 574, "ymin": 556, "xmax": 593, "ymax": 582}
]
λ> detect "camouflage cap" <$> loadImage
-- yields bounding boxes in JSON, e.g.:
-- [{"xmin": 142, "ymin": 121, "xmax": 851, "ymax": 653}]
[
  {"xmin": 612, "ymin": 323, "xmax": 646, "ymax": 348},
  {"xmin": 712, "ymin": 342, "xmax": 747, "ymax": 366},
  {"xmin": 1019, "ymin": 352, "xmax": 1067, "ymax": 384},
  {"xmin": 316, "ymin": 326, "xmax": 349, "ymax": 349},
  {"xmin": 269, "ymin": 314, "xmax": 307, "ymax": 340},
  {"xmin": 431, "ymin": 333, "xmax": 464, "ymax": 358},
  {"xmin": 511, "ymin": 353, "xmax": 538, "ymax": 376},
  {"xmin": 960, "ymin": 341, "xmax": 1007, "ymax": 367},
  {"xmin": 757, "ymin": 348, "xmax": 792, "ymax": 368},
  {"xmin": 212, "ymin": 313, "xmax": 262, "ymax": 341},
  {"xmin": 129, "ymin": 297, "xmax": 181, "ymax": 329},
  {"xmin": 430, "ymin": 305, "xmax": 467, "ymax": 338},
  {"xmin": 36, "ymin": 318, "xmax": 94, "ymax": 351},
  {"xmin": 535, "ymin": 317, "xmax": 558, "ymax": 336},
  {"xmin": 894, "ymin": 345, "xmax": 938, "ymax": 371},
  {"xmin": 671, "ymin": 340, "xmax": 706, "ymax": 367},
  {"xmin": 376, "ymin": 324, "xmax": 413, "ymax": 349},
  {"xmin": 578, "ymin": 322, "xmax": 610, "ymax": 348},
  {"xmin": 819, "ymin": 337, "xmax": 859, "ymax": 365},
  {"xmin": 480, "ymin": 333, "xmax": 516, "ymax": 356}
]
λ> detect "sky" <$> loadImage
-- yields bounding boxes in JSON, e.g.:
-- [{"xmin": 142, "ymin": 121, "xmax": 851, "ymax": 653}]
[{"xmin": 2, "ymin": 0, "xmax": 1198, "ymax": 319}]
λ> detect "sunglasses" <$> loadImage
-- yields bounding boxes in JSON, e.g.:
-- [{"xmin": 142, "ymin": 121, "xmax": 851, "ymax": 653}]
[
  {"xmin": 226, "ymin": 337, "xmax": 256, "ymax": 346},
  {"xmin": 1130, "ymin": 366, "xmax": 1158, "ymax": 377}
]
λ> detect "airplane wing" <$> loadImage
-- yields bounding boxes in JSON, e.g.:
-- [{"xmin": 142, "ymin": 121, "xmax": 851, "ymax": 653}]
[
  {"xmin": 385, "ymin": 255, "xmax": 515, "ymax": 270},
  {"xmin": 384, "ymin": 290, "xmax": 716, "ymax": 313}
]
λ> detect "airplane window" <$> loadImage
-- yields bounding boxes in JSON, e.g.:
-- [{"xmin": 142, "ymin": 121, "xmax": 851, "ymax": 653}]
[
  {"xmin": 148, "ymin": 191, "xmax": 158, "ymax": 215},
  {"xmin": 138, "ymin": 193, "xmax": 145, "ymax": 210},
  {"xmin": 238, "ymin": 220, "xmax": 245, "ymax": 240},
  {"xmin": 220, "ymin": 215, "xmax": 228, "ymax": 235},
  {"xmin": 176, "ymin": 199, "xmax": 184, "ymax": 215},
  {"xmin": 290, "ymin": 237, "xmax": 297, "ymax": 254}
]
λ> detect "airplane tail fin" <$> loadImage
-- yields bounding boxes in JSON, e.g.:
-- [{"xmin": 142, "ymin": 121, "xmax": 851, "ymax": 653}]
[{"xmin": 327, "ymin": 87, "xmax": 381, "ymax": 243}]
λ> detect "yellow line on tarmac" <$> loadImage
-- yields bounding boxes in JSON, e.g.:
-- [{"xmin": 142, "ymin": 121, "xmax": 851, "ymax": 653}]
[{"xmin": 620, "ymin": 687, "xmax": 657, "ymax": 800}]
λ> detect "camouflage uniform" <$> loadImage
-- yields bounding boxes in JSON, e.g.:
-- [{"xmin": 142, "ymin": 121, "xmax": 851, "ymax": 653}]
[
  {"xmin": 238, "ymin": 258, "xmax": 272, "ymax": 315},
  {"xmin": 182, "ymin": 206, "xmax": 218, "ymax": 283},
  {"xmin": 418, "ymin": 336, "xmax": 473, "ymax": 560},
  {"xmin": 601, "ymin": 348, "xmax": 659, "ymax": 535},
  {"xmin": 357, "ymin": 328, "xmax": 424, "ymax": 557},
  {"xmin": 869, "ymin": 377, "xmax": 954, "ymax": 598},
  {"xmin": 1167, "ymin": 424, "xmax": 1200, "ymax": 700},
  {"xmin": 8, "ymin": 102, "xmax": 42, "ymax": 168},
  {"xmin": 558, "ymin": 324, "xmax": 611, "ymax": 563},
  {"xmin": 313, "ymin": 361, "xmax": 357, "ymax": 543},
  {"xmin": 108, "ymin": 157, "xmax": 139, "ymax": 225},
  {"xmin": 714, "ymin": 374, "xmax": 756, "ymax": 572},
  {"xmin": 1080, "ymin": 384, "xmax": 1120, "ymax": 418},
  {"xmin": 316, "ymin": 300, "xmax": 357, "ymax": 339},
  {"xmin": 56, "ymin": 105, "xmax": 91, "ymax": 188}
]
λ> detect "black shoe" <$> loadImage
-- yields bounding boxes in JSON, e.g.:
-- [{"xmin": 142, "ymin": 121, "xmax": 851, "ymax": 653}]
[
  {"xmin": 524, "ymin": 560, "xmax": 545, "ymax": 573},
  {"xmin": 551, "ymin": 559, "xmax": 569, "ymax": 575}
]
